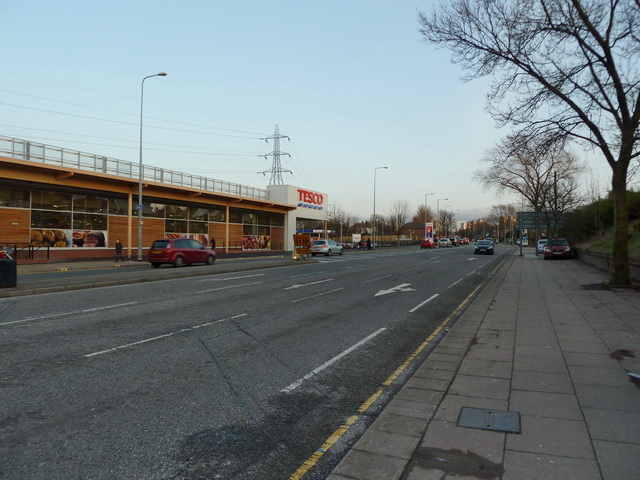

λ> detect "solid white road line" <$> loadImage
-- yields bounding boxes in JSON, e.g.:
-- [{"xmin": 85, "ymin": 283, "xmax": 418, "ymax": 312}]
[
  {"xmin": 0, "ymin": 302, "xmax": 138, "ymax": 327},
  {"xmin": 281, "ymin": 327, "xmax": 387, "ymax": 393},
  {"xmin": 409, "ymin": 294, "xmax": 439, "ymax": 313},
  {"xmin": 84, "ymin": 313, "xmax": 248, "ymax": 358}
]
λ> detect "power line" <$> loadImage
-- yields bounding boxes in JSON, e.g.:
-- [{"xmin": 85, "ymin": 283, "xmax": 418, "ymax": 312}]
[{"xmin": 0, "ymin": 102, "xmax": 262, "ymax": 139}]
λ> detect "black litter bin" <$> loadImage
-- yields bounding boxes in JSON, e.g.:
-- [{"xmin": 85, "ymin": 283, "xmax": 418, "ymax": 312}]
[{"xmin": 0, "ymin": 258, "xmax": 17, "ymax": 288}]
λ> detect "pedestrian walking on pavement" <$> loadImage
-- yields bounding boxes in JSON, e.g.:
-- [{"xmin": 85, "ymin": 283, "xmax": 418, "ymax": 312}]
[
  {"xmin": 366, "ymin": 238, "xmax": 372, "ymax": 250},
  {"xmin": 210, "ymin": 237, "xmax": 216, "ymax": 249},
  {"xmin": 114, "ymin": 239, "xmax": 124, "ymax": 263}
]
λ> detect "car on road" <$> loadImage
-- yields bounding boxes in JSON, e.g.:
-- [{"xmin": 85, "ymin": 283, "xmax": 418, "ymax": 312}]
[
  {"xmin": 536, "ymin": 239, "xmax": 548, "ymax": 254},
  {"xmin": 420, "ymin": 238, "xmax": 436, "ymax": 249},
  {"xmin": 474, "ymin": 239, "xmax": 494, "ymax": 255},
  {"xmin": 438, "ymin": 238, "xmax": 452, "ymax": 248},
  {"xmin": 543, "ymin": 238, "xmax": 572, "ymax": 260},
  {"xmin": 148, "ymin": 238, "xmax": 216, "ymax": 267},
  {"xmin": 310, "ymin": 239, "xmax": 344, "ymax": 256}
]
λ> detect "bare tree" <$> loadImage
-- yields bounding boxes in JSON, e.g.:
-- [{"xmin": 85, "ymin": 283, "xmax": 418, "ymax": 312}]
[
  {"xmin": 476, "ymin": 134, "xmax": 583, "ymax": 214},
  {"xmin": 388, "ymin": 200, "xmax": 412, "ymax": 241},
  {"xmin": 419, "ymin": 0, "xmax": 640, "ymax": 284},
  {"xmin": 437, "ymin": 209, "xmax": 457, "ymax": 238},
  {"xmin": 416, "ymin": 204, "xmax": 435, "ymax": 224}
]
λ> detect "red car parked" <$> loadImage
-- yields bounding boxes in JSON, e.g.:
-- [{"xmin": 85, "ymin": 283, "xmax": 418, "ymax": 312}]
[
  {"xmin": 148, "ymin": 238, "xmax": 216, "ymax": 267},
  {"xmin": 420, "ymin": 238, "xmax": 437, "ymax": 249},
  {"xmin": 543, "ymin": 238, "xmax": 573, "ymax": 260}
]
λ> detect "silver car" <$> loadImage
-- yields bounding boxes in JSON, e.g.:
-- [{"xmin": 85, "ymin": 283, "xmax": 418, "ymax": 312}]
[
  {"xmin": 438, "ymin": 238, "xmax": 452, "ymax": 248},
  {"xmin": 537, "ymin": 239, "xmax": 548, "ymax": 253},
  {"xmin": 310, "ymin": 239, "xmax": 344, "ymax": 256}
]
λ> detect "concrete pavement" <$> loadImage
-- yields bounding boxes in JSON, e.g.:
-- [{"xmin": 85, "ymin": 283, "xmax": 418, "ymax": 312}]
[{"xmin": 328, "ymin": 250, "xmax": 640, "ymax": 480}]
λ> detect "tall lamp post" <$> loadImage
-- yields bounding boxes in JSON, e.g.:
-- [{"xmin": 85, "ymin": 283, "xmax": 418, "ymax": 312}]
[
  {"xmin": 373, "ymin": 166, "xmax": 388, "ymax": 248},
  {"xmin": 137, "ymin": 72, "xmax": 167, "ymax": 261},
  {"xmin": 436, "ymin": 197, "xmax": 448, "ymax": 238}
]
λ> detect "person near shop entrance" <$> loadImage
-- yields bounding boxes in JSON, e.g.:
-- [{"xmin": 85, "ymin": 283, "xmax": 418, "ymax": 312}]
[
  {"xmin": 210, "ymin": 237, "xmax": 216, "ymax": 249},
  {"xmin": 114, "ymin": 239, "xmax": 124, "ymax": 263}
]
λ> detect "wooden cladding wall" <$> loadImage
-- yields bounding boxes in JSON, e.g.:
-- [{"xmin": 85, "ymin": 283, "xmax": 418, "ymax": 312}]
[{"xmin": 0, "ymin": 208, "xmax": 31, "ymax": 244}]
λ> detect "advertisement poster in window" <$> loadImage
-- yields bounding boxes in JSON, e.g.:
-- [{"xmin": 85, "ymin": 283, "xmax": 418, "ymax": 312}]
[
  {"xmin": 242, "ymin": 235, "xmax": 270, "ymax": 250},
  {"xmin": 30, "ymin": 229, "xmax": 71, "ymax": 247},
  {"xmin": 30, "ymin": 229, "xmax": 109, "ymax": 247},
  {"xmin": 72, "ymin": 230, "xmax": 107, "ymax": 247}
]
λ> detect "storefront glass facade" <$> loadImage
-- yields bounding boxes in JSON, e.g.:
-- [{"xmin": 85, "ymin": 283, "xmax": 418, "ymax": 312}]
[{"xmin": 0, "ymin": 184, "xmax": 285, "ymax": 251}]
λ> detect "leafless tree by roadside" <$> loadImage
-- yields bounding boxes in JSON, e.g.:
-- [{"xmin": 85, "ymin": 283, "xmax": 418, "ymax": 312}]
[
  {"xmin": 388, "ymin": 200, "xmax": 412, "ymax": 242},
  {"xmin": 419, "ymin": 0, "xmax": 640, "ymax": 284}
]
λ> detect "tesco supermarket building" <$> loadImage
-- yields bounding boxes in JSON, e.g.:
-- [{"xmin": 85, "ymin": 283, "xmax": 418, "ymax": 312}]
[{"xmin": 0, "ymin": 135, "xmax": 328, "ymax": 261}]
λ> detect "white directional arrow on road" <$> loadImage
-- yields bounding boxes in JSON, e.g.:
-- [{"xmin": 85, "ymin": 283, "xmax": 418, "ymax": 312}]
[{"xmin": 375, "ymin": 283, "xmax": 415, "ymax": 297}]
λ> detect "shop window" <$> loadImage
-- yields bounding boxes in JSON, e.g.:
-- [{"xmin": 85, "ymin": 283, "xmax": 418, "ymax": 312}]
[
  {"xmin": 73, "ymin": 194, "xmax": 108, "ymax": 214},
  {"xmin": 189, "ymin": 207, "xmax": 209, "ymax": 222},
  {"xmin": 209, "ymin": 208, "xmax": 226, "ymax": 222},
  {"xmin": 108, "ymin": 197, "xmax": 129, "ymax": 216},
  {"xmin": 0, "ymin": 186, "xmax": 30, "ymax": 208},
  {"xmin": 142, "ymin": 201, "xmax": 165, "ymax": 218},
  {"xmin": 31, "ymin": 210, "xmax": 72, "ymax": 229},
  {"xmin": 257, "ymin": 225, "xmax": 270, "ymax": 236},
  {"xmin": 257, "ymin": 214, "xmax": 270, "ymax": 226},
  {"xmin": 242, "ymin": 212, "xmax": 257, "ymax": 225},
  {"xmin": 188, "ymin": 221, "xmax": 208, "ymax": 233},
  {"xmin": 73, "ymin": 213, "xmax": 107, "ymax": 230},
  {"xmin": 165, "ymin": 220, "xmax": 187, "ymax": 233},
  {"xmin": 32, "ymin": 190, "xmax": 72, "ymax": 211},
  {"xmin": 229, "ymin": 209, "xmax": 243, "ymax": 224},
  {"xmin": 243, "ymin": 224, "xmax": 257, "ymax": 236},
  {"xmin": 271, "ymin": 215, "xmax": 285, "ymax": 227},
  {"xmin": 165, "ymin": 204, "xmax": 188, "ymax": 219}
]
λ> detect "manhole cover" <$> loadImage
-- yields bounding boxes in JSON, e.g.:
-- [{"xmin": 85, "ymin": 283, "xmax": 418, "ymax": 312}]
[{"xmin": 458, "ymin": 407, "xmax": 521, "ymax": 433}]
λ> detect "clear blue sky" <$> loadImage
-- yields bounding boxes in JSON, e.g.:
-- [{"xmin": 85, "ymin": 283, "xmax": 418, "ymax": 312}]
[{"xmin": 1, "ymin": 1, "xmax": 609, "ymax": 223}]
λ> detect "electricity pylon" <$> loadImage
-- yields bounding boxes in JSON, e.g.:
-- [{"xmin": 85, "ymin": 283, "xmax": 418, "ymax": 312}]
[{"xmin": 260, "ymin": 125, "xmax": 292, "ymax": 185}]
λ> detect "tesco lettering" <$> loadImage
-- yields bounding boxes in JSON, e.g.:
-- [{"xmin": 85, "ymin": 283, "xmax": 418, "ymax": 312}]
[{"xmin": 297, "ymin": 189, "xmax": 323, "ymax": 205}]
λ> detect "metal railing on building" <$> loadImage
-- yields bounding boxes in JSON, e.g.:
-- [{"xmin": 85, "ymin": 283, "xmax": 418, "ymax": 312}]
[{"xmin": 0, "ymin": 135, "xmax": 269, "ymax": 200}]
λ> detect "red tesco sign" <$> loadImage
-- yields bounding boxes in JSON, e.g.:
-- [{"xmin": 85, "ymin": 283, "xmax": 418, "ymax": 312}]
[{"xmin": 297, "ymin": 189, "xmax": 324, "ymax": 205}]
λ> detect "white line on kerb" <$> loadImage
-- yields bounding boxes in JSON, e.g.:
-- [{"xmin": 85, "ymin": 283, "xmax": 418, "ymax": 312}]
[
  {"xmin": 291, "ymin": 288, "xmax": 344, "ymax": 303},
  {"xmin": 197, "ymin": 281, "xmax": 263, "ymax": 293},
  {"xmin": 409, "ymin": 294, "xmax": 439, "ymax": 313},
  {"xmin": 84, "ymin": 313, "xmax": 247, "ymax": 358},
  {"xmin": 0, "ymin": 302, "xmax": 138, "ymax": 327},
  {"xmin": 281, "ymin": 328, "xmax": 387, "ymax": 393}
]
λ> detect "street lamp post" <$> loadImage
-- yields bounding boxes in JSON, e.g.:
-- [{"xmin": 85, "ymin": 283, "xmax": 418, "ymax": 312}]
[
  {"xmin": 436, "ymin": 197, "xmax": 448, "ymax": 238},
  {"xmin": 137, "ymin": 72, "xmax": 167, "ymax": 261},
  {"xmin": 373, "ymin": 166, "xmax": 388, "ymax": 248}
]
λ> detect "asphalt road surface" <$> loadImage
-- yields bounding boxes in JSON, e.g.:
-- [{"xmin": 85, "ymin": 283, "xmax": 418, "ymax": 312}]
[{"xmin": 0, "ymin": 245, "xmax": 509, "ymax": 479}]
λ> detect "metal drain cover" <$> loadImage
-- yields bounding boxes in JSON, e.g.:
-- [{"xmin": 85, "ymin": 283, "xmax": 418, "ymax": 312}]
[{"xmin": 458, "ymin": 407, "xmax": 521, "ymax": 433}]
